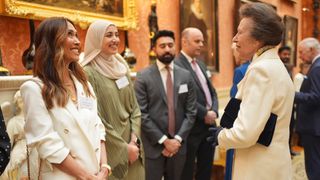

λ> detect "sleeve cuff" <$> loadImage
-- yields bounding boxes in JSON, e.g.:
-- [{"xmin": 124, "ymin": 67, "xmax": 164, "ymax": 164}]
[
  {"xmin": 214, "ymin": 110, "xmax": 219, "ymax": 118},
  {"xmin": 158, "ymin": 135, "xmax": 168, "ymax": 144},
  {"xmin": 216, "ymin": 127, "xmax": 224, "ymax": 145},
  {"xmin": 174, "ymin": 135, "xmax": 182, "ymax": 143},
  {"xmin": 97, "ymin": 116, "xmax": 106, "ymax": 141},
  {"xmin": 45, "ymin": 147, "xmax": 70, "ymax": 164},
  {"xmin": 100, "ymin": 133, "xmax": 106, "ymax": 141},
  {"xmin": 100, "ymin": 124, "xmax": 106, "ymax": 141},
  {"xmin": 36, "ymin": 132, "xmax": 69, "ymax": 164}
]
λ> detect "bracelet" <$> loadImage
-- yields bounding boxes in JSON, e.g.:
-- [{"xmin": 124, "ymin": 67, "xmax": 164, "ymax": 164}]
[{"xmin": 101, "ymin": 163, "xmax": 112, "ymax": 176}]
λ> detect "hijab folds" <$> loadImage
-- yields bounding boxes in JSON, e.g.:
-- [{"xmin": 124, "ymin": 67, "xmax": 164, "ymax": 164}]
[{"xmin": 81, "ymin": 20, "xmax": 128, "ymax": 79}]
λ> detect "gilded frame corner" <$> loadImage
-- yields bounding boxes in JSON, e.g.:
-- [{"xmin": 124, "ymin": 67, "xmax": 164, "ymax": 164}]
[{"xmin": 2, "ymin": 0, "xmax": 138, "ymax": 30}]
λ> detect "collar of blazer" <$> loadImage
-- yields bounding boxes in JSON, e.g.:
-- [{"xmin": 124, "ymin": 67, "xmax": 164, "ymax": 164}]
[
  {"xmin": 177, "ymin": 53, "xmax": 210, "ymax": 96},
  {"xmin": 151, "ymin": 63, "xmax": 182, "ymax": 108},
  {"xmin": 251, "ymin": 47, "xmax": 278, "ymax": 65},
  {"xmin": 151, "ymin": 64, "xmax": 167, "ymax": 105},
  {"xmin": 64, "ymin": 76, "xmax": 97, "ymax": 147},
  {"xmin": 307, "ymin": 56, "xmax": 320, "ymax": 75},
  {"xmin": 31, "ymin": 77, "xmax": 96, "ymax": 150},
  {"xmin": 311, "ymin": 55, "xmax": 320, "ymax": 67}
]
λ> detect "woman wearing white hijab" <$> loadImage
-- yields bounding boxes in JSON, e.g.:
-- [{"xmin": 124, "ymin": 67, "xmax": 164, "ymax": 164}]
[{"xmin": 81, "ymin": 20, "xmax": 145, "ymax": 180}]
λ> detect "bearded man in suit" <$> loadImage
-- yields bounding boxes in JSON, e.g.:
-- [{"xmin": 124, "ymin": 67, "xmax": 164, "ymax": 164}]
[{"xmin": 134, "ymin": 30, "xmax": 197, "ymax": 180}]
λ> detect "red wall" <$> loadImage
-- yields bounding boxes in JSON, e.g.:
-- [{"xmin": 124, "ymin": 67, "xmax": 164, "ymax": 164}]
[
  {"xmin": 0, "ymin": 16, "xmax": 31, "ymax": 75},
  {"xmin": 0, "ymin": 0, "xmax": 302, "ymax": 90},
  {"xmin": 0, "ymin": 15, "xmax": 124, "ymax": 75}
]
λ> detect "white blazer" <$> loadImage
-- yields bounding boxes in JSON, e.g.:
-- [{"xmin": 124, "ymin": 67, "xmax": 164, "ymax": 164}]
[
  {"xmin": 20, "ymin": 77, "xmax": 105, "ymax": 180},
  {"xmin": 218, "ymin": 48, "xmax": 294, "ymax": 180}
]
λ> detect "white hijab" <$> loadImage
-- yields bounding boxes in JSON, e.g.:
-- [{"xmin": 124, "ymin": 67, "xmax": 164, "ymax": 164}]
[{"xmin": 80, "ymin": 20, "xmax": 128, "ymax": 79}]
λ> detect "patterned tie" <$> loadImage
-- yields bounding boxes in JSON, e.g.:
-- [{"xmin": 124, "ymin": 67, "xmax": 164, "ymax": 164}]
[
  {"xmin": 166, "ymin": 66, "xmax": 175, "ymax": 136},
  {"xmin": 191, "ymin": 60, "xmax": 212, "ymax": 108}
]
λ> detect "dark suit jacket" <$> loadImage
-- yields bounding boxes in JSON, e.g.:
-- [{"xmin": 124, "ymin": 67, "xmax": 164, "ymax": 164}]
[
  {"xmin": 295, "ymin": 57, "xmax": 320, "ymax": 136},
  {"xmin": 134, "ymin": 63, "xmax": 197, "ymax": 159},
  {"xmin": 0, "ymin": 109, "xmax": 10, "ymax": 175},
  {"xmin": 175, "ymin": 53, "xmax": 218, "ymax": 134}
]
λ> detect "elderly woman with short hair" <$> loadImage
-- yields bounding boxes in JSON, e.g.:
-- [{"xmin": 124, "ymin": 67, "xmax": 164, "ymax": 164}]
[{"xmin": 210, "ymin": 3, "xmax": 295, "ymax": 180}]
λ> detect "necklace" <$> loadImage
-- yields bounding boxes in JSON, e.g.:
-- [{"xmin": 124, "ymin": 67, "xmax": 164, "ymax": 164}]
[
  {"xmin": 67, "ymin": 90, "xmax": 78, "ymax": 104},
  {"xmin": 63, "ymin": 71, "xmax": 78, "ymax": 104},
  {"xmin": 64, "ymin": 82, "xmax": 77, "ymax": 104}
]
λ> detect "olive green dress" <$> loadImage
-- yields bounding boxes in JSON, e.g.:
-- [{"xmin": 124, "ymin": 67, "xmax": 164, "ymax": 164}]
[{"xmin": 84, "ymin": 65, "xmax": 145, "ymax": 180}]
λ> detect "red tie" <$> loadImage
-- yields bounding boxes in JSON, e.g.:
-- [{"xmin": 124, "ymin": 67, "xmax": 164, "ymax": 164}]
[
  {"xmin": 166, "ymin": 66, "xmax": 175, "ymax": 136},
  {"xmin": 191, "ymin": 60, "xmax": 212, "ymax": 109}
]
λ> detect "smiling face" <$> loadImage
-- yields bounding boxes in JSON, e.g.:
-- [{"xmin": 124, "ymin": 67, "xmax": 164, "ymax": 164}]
[
  {"xmin": 63, "ymin": 21, "xmax": 80, "ymax": 64},
  {"xmin": 101, "ymin": 25, "xmax": 120, "ymax": 55},
  {"xmin": 233, "ymin": 17, "xmax": 262, "ymax": 60}
]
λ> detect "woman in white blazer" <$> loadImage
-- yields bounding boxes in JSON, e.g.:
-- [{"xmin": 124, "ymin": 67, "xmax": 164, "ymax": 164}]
[
  {"xmin": 20, "ymin": 17, "xmax": 109, "ymax": 179},
  {"xmin": 209, "ymin": 3, "xmax": 295, "ymax": 180}
]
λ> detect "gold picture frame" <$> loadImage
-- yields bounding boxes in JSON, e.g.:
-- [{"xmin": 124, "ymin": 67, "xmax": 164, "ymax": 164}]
[
  {"xmin": 282, "ymin": 15, "xmax": 298, "ymax": 66},
  {"xmin": 1, "ymin": 0, "xmax": 138, "ymax": 29},
  {"xmin": 180, "ymin": 0, "xmax": 219, "ymax": 72}
]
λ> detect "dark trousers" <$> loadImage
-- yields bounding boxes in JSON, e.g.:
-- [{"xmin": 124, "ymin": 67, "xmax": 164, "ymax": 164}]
[
  {"xmin": 145, "ymin": 153, "xmax": 186, "ymax": 180},
  {"xmin": 300, "ymin": 134, "xmax": 320, "ymax": 180},
  {"xmin": 181, "ymin": 133, "xmax": 215, "ymax": 180}
]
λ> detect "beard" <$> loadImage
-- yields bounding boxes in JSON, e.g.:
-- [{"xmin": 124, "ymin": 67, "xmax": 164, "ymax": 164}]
[
  {"xmin": 157, "ymin": 52, "xmax": 175, "ymax": 64},
  {"xmin": 281, "ymin": 57, "xmax": 290, "ymax": 63}
]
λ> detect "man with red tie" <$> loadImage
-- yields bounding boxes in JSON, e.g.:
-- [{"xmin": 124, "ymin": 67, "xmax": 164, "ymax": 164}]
[
  {"xmin": 135, "ymin": 30, "xmax": 197, "ymax": 180},
  {"xmin": 175, "ymin": 27, "xmax": 219, "ymax": 180}
]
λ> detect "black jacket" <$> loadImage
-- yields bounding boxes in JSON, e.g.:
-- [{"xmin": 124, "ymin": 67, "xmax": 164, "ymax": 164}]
[{"xmin": 0, "ymin": 108, "xmax": 10, "ymax": 174}]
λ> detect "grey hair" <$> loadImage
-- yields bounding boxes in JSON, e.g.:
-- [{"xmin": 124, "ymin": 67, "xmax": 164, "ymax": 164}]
[{"xmin": 299, "ymin": 37, "xmax": 320, "ymax": 52}]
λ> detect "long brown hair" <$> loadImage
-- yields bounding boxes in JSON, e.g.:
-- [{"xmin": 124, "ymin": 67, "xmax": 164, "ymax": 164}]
[{"xmin": 33, "ymin": 17, "xmax": 92, "ymax": 109}]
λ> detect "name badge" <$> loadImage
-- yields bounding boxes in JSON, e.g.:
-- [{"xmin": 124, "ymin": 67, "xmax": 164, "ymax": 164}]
[
  {"xmin": 178, "ymin": 84, "xmax": 188, "ymax": 94},
  {"xmin": 79, "ymin": 96, "xmax": 94, "ymax": 110},
  {"xmin": 116, "ymin": 76, "xmax": 129, "ymax": 89},
  {"xmin": 206, "ymin": 70, "xmax": 212, "ymax": 78}
]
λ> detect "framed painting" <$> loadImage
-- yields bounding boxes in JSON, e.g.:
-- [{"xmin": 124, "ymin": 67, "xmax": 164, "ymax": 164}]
[
  {"xmin": 180, "ymin": 0, "xmax": 219, "ymax": 72},
  {"xmin": 282, "ymin": 15, "xmax": 298, "ymax": 66},
  {"xmin": 1, "ymin": 0, "xmax": 138, "ymax": 29}
]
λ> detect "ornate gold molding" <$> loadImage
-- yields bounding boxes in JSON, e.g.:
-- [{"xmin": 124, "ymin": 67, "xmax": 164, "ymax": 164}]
[{"xmin": 2, "ymin": 0, "xmax": 138, "ymax": 30}]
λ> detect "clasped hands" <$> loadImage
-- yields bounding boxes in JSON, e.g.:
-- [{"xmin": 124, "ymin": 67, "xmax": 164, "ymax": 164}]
[
  {"xmin": 204, "ymin": 110, "xmax": 217, "ymax": 125},
  {"xmin": 76, "ymin": 164, "xmax": 109, "ymax": 180},
  {"xmin": 162, "ymin": 139, "xmax": 181, "ymax": 158},
  {"xmin": 95, "ymin": 165, "xmax": 110, "ymax": 180},
  {"xmin": 128, "ymin": 133, "xmax": 140, "ymax": 165},
  {"xmin": 77, "ymin": 171, "xmax": 108, "ymax": 180}
]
